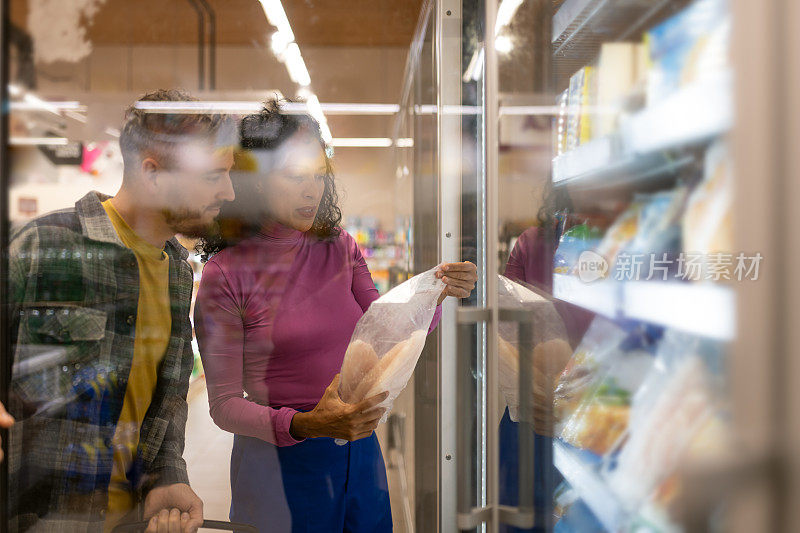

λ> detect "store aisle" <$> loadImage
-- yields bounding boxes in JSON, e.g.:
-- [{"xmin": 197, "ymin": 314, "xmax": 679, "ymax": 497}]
[{"xmin": 184, "ymin": 379, "xmax": 234, "ymax": 522}]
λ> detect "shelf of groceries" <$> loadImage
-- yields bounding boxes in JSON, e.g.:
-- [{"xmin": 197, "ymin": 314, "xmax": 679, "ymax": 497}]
[
  {"xmin": 552, "ymin": 0, "xmax": 731, "ymax": 187},
  {"xmin": 551, "ymin": 0, "xmax": 734, "ymax": 341},
  {"xmin": 550, "ymin": 316, "xmax": 730, "ymax": 532},
  {"xmin": 548, "ymin": 0, "xmax": 734, "ymax": 531},
  {"xmin": 553, "ymin": 70, "xmax": 732, "ymax": 185}
]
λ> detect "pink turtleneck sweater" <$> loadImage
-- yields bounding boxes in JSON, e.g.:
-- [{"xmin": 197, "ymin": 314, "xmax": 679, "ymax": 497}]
[{"xmin": 194, "ymin": 225, "xmax": 441, "ymax": 447}]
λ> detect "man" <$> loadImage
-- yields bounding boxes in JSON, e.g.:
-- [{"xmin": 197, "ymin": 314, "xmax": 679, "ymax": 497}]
[{"xmin": 6, "ymin": 89, "xmax": 235, "ymax": 532}]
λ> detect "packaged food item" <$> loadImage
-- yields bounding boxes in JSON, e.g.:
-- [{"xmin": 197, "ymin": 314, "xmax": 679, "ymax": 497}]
[
  {"xmin": 594, "ymin": 186, "xmax": 687, "ymax": 278},
  {"xmin": 559, "ymin": 347, "xmax": 653, "ymax": 455},
  {"xmin": 594, "ymin": 201, "xmax": 643, "ymax": 268},
  {"xmin": 595, "ymin": 42, "xmax": 646, "ymax": 137},
  {"xmin": 645, "ymin": 0, "xmax": 730, "ymax": 105},
  {"xmin": 496, "ymin": 275, "xmax": 571, "ymax": 428},
  {"xmin": 682, "ymin": 140, "xmax": 733, "ymax": 280},
  {"xmin": 566, "ymin": 66, "xmax": 594, "ymax": 151},
  {"xmin": 626, "ymin": 187, "xmax": 687, "ymax": 257},
  {"xmin": 553, "ymin": 223, "xmax": 603, "ymax": 276},
  {"xmin": 553, "ymin": 317, "xmax": 627, "ymax": 426},
  {"xmin": 604, "ymin": 331, "xmax": 724, "ymax": 509},
  {"xmin": 338, "ymin": 266, "xmax": 445, "ymax": 422},
  {"xmin": 579, "ymin": 66, "xmax": 596, "ymax": 145}
]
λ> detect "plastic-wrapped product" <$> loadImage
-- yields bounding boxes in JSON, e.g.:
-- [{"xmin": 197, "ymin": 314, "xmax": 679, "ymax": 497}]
[
  {"xmin": 559, "ymin": 348, "xmax": 653, "ymax": 455},
  {"xmin": 626, "ymin": 187, "xmax": 688, "ymax": 256},
  {"xmin": 338, "ymin": 266, "xmax": 445, "ymax": 423},
  {"xmin": 496, "ymin": 276, "xmax": 571, "ymax": 428},
  {"xmin": 604, "ymin": 331, "xmax": 724, "ymax": 509},
  {"xmin": 595, "ymin": 201, "xmax": 643, "ymax": 268},
  {"xmin": 645, "ymin": 0, "xmax": 730, "ymax": 104},
  {"xmin": 553, "ymin": 223, "xmax": 603, "ymax": 276},
  {"xmin": 553, "ymin": 317, "xmax": 628, "ymax": 426},
  {"xmin": 682, "ymin": 140, "xmax": 734, "ymax": 280}
]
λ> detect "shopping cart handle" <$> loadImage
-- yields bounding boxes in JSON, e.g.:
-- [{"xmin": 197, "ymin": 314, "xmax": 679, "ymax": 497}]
[{"xmin": 111, "ymin": 519, "xmax": 258, "ymax": 533}]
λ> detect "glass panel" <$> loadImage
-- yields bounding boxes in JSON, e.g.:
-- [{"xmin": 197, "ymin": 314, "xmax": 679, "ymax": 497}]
[
  {"xmin": 493, "ymin": 0, "xmax": 738, "ymax": 531},
  {"xmin": 1, "ymin": 1, "xmax": 467, "ymax": 531}
]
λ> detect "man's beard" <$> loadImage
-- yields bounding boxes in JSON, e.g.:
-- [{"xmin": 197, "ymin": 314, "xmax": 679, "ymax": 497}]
[{"xmin": 162, "ymin": 207, "xmax": 217, "ymax": 238}]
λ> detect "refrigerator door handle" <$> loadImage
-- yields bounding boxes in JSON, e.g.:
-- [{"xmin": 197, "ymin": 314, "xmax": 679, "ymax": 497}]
[
  {"xmin": 456, "ymin": 307, "xmax": 492, "ymax": 530},
  {"xmin": 498, "ymin": 308, "xmax": 537, "ymax": 530},
  {"xmin": 454, "ymin": 307, "xmax": 539, "ymax": 531}
]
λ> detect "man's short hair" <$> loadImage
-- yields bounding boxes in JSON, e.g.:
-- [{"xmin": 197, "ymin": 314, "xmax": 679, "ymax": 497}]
[{"xmin": 119, "ymin": 89, "xmax": 228, "ymax": 174}]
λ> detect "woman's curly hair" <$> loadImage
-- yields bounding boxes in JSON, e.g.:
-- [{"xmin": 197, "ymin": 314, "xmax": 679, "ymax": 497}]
[{"xmin": 197, "ymin": 99, "xmax": 341, "ymax": 261}]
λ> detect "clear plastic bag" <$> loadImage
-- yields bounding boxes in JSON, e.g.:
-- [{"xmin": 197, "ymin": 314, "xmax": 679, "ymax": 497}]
[
  {"xmin": 496, "ymin": 276, "xmax": 571, "ymax": 424},
  {"xmin": 338, "ymin": 266, "xmax": 445, "ymax": 423}
]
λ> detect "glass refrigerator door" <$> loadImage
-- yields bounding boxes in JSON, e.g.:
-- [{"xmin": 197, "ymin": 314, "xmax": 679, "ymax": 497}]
[{"xmin": 480, "ymin": 0, "xmax": 797, "ymax": 532}]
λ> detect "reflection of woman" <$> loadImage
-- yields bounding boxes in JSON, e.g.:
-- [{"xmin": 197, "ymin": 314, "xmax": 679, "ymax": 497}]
[
  {"xmin": 499, "ymin": 184, "xmax": 593, "ymax": 533},
  {"xmin": 194, "ymin": 102, "xmax": 477, "ymax": 532}
]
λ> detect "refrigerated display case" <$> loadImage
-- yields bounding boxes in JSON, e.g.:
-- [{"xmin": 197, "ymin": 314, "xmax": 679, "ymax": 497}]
[
  {"xmin": 1, "ymin": 0, "xmax": 798, "ymax": 532},
  {"xmin": 457, "ymin": 0, "xmax": 798, "ymax": 531}
]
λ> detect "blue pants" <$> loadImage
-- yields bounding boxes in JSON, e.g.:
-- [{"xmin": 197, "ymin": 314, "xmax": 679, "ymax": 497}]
[
  {"xmin": 230, "ymin": 432, "xmax": 393, "ymax": 533},
  {"xmin": 498, "ymin": 408, "xmax": 559, "ymax": 533}
]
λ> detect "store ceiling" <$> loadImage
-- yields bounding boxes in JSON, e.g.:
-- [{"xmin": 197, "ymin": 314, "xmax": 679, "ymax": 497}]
[{"xmin": 10, "ymin": 0, "xmax": 425, "ymax": 48}]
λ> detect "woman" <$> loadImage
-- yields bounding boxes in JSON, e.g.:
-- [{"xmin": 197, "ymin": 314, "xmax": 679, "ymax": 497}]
[{"xmin": 194, "ymin": 101, "xmax": 477, "ymax": 532}]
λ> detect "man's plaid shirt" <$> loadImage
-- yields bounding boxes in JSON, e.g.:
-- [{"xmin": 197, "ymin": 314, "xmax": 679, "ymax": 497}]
[{"xmin": 7, "ymin": 191, "xmax": 195, "ymax": 532}]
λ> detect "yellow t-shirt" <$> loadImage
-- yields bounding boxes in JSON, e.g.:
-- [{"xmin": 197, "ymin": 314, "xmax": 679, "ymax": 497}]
[{"xmin": 101, "ymin": 200, "xmax": 172, "ymax": 530}]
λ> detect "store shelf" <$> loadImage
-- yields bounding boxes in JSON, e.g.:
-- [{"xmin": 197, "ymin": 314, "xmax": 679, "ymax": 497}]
[
  {"xmin": 552, "ymin": 0, "xmax": 675, "ymax": 57},
  {"xmin": 553, "ymin": 440, "xmax": 626, "ymax": 532},
  {"xmin": 554, "ymin": 274, "xmax": 736, "ymax": 340},
  {"xmin": 622, "ymin": 70, "xmax": 733, "ymax": 154},
  {"xmin": 552, "ymin": 73, "xmax": 730, "ymax": 187},
  {"xmin": 553, "ymin": 136, "xmax": 615, "ymax": 182},
  {"xmin": 553, "ymin": 137, "xmax": 694, "ymax": 188},
  {"xmin": 553, "ymin": 274, "xmax": 620, "ymax": 319},
  {"xmin": 623, "ymin": 281, "xmax": 735, "ymax": 341}
]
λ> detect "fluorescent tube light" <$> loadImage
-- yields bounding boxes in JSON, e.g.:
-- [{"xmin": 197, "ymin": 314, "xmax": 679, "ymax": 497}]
[
  {"xmin": 329, "ymin": 138, "xmax": 413, "ymax": 148},
  {"xmin": 302, "ymin": 92, "xmax": 333, "ymax": 143},
  {"xmin": 10, "ymin": 137, "xmax": 69, "ymax": 146},
  {"xmin": 330, "ymin": 138, "xmax": 393, "ymax": 148},
  {"xmin": 283, "ymin": 43, "xmax": 311, "ymax": 86},
  {"xmin": 259, "ymin": 0, "xmax": 294, "ymax": 41},
  {"xmin": 271, "ymin": 30, "xmax": 292, "ymax": 56}
]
